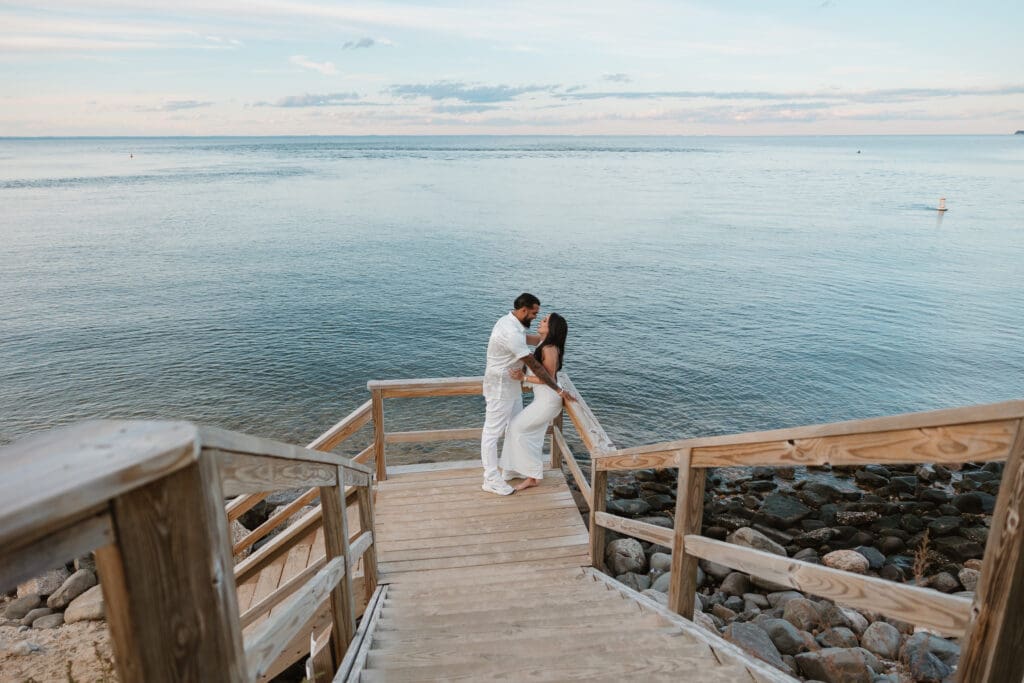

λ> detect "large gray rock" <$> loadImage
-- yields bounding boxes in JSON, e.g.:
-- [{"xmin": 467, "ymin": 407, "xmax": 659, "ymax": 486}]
[
  {"xmin": 822, "ymin": 550, "xmax": 869, "ymax": 574},
  {"xmin": 605, "ymin": 538, "xmax": 646, "ymax": 575},
  {"xmin": 816, "ymin": 626, "xmax": 859, "ymax": 648},
  {"xmin": 728, "ymin": 527, "xmax": 788, "ymax": 556},
  {"xmin": 795, "ymin": 647, "xmax": 882, "ymax": 682},
  {"xmin": 767, "ymin": 590, "xmax": 805, "ymax": 608},
  {"xmin": 724, "ymin": 622, "xmax": 791, "ymax": 673},
  {"xmin": 651, "ymin": 571, "xmax": 671, "ymax": 593},
  {"xmin": 958, "ymin": 567, "xmax": 980, "ymax": 592},
  {"xmin": 861, "ymin": 621, "xmax": 901, "ymax": 659},
  {"xmin": 18, "ymin": 568, "xmax": 71, "ymax": 598},
  {"xmin": 783, "ymin": 598, "xmax": 821, "ymax": 632},
  {"xmin": 902, "ymin": 632, "xmax": 960, "ymax": 668},
  {"xmin": 616, "ymin": 572, "xmax": 651, "ymax": 592},
  {"xmin": 757, "ymin": 494, "xmax": 812, "ymax": 529},
  {"xmin": 22, "ymin": 607, "xmax": 54, "ymax": 626},
  {"xmin": 640, "ymin": 588, "xmax": 668, "ymax": 606},
  {"xmin": 700, "ymin": 559, "xmax": 733, "ymax": 582},
  {"xmin": 721, "ymin": 571, "xmax": 751, "ymax": 596},
  {"xmin": 649, "ymin": 552, "xmax": 672, "ymax": 572},
  {"xmin": 32, "ymin": 612, "xmax": 65, "ymax": 629},
  {"xmin": 760, "ymin": 617, "xmax": 810, "ymax": 655},
  {"xmin": 64, "ymin": 584, "xmax": 105, "ymax": 623},
  {"xmin": 47, "ymin": 568, "xmax": 97, "ymax": 609},
  {"xmin": 4, "ymin": 594, "xmax": 41, "ymax": 620}
]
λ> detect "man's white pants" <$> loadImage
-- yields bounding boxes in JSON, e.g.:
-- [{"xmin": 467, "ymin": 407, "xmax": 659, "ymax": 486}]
[{"xmin": 480, "ymin": 394, "xmax": 523, "ymax": 482}]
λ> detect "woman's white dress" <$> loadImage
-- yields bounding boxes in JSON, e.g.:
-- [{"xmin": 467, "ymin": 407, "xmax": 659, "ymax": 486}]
[{"xmin": 500, "ymin": 375, "xmax": 563, "ymax": 481}]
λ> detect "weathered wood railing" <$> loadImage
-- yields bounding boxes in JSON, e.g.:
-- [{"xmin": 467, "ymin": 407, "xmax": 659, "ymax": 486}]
[
  {"xmin": 584, "ymin": 400, "xmax": 1024, "ymax": 683},
  {"xmin": 0, "ymin": 420, "xmax": 377, "ymax": 683}
]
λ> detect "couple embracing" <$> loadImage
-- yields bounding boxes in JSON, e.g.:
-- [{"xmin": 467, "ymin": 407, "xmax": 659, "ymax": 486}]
[{"xmin": 480, "ymin": 293, "xmax": 577, "ymax": 497}]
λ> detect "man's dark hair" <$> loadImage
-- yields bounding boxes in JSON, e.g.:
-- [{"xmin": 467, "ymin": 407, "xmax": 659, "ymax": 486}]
[{"xmin": 513, "ymin": 293, "xmax": 540, "ymax": 310}]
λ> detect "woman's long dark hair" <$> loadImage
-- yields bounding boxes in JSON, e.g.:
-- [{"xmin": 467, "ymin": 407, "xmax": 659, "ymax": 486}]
[{"xmin": 534, "ymin": 313, "xmax": 567, "ymax": 371}]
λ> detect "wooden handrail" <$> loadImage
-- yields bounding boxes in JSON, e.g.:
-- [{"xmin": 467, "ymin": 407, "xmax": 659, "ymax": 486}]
[
  {"xmin": 552, "ymin": 427, "xmax": 592, "ymax": 507},
  {"xmin": 593, "ymin": 399, "xmax": 1024, "ymax": 471}
]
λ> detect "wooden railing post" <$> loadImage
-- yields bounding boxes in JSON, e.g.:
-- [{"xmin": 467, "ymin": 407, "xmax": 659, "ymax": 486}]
[
  {"xmin": 550, "ymin": 412, "xmax": 564, "ymax": 469},
  {"xmin": 96, "ymin": 454, "xmax": 247, "ymax": 682},
  {"xmin": 371, "ymin": 388, "xmax": 386, "ymax": 482},
  {"xmin": 667, "ymin": 449, "xmax": 705, "ymax": 618},
  {"xmin": 356, "ymin": 483, "xmax": 378, "ymax": 603},
  {"xmin": 958, "ymin": 420, "xmax": 1024, "ymax": 682},
  {"xmin": 590, "ymin": 467, "xmax": 608, "ymax": 570},
  {"xmin": 319, "ymin": 468, "xmax": 356, "ymax": 663}
]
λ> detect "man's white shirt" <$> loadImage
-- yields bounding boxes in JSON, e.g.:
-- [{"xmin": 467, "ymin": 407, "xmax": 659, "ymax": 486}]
[{"xmin": 483, "ymin": 312, "xmax": 531, "ymax": 401}]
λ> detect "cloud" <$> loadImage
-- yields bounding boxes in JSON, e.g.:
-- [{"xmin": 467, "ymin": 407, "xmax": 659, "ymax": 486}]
[
  {"xmin": 387, "ymin": 80, "xmax": 557, "ymax": 103},
  {"xmin": 159, "ymin": 99, "xmax": 213, "ymax": 111},
  {"xmin": 432, "ymin": 103, "xmax": 501, "ymax": 113},
  {"xmin": 289, "ymin": 55, "xmax": 337, "ymax": 75},
  {"xmin": 603, "ymin": 73, "xmax": 631, "ymax": 83},
  {"xmin": 343, "ymin": 37, "xmax": 375, "ymax": 49},
  {"xmin": 562, "ymin": 84, "xmax": 1024, "ymax": 104},
  {"xmin": 256, "ymin": 92, "xmax": 362, "ymax": 107}
]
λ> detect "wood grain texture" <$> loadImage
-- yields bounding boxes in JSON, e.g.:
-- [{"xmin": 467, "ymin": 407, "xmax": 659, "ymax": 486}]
[
  {"xmin": 594, "ymin": 511, "xmax": 673, "ymax": 547},
  {"xmin": 244, "ymin": 557, "xmax": 347, "ymax": 679},
  {"xmin": 384, "ymin": 428, "xmax": 482, "ymax": 444},
  {"xmin": 2, "ymin": 510, "xmax": 113, "ymax": 593},
  {"xmin": 561, "ymin": 374, "xmax": 615, "ymax": 456},
  {"xmin": 606, "ymin": 400, "xmax": 1024, "ymax": 461},
  {"xmin": 335, "ymin": 585, "xmax": 388, "ymax": 683},
  {"xmin": 215, "ymin": 450, "xmax": 338, "ymax": 496},
  {"xmin": 307, "ymin": 400, "xmax": 373, "ymax": 452},
  {"xmin": 104, "ymin": 455, "xmax": 247, "ymax": 682},
  {"xmin": 553, "ymin": 427, "xmax": 592, "ymax": 506},
  {"xmin": 685, "ymin": 535, "xmax": 971, "ymax": 636},
  {"xmin": 367, "ymin": 376, "xmax": 484, "ymax": 398},
  {"xmin": 320, "ymin": 472, "xmax": 356, "ymax": 662},
  {"xmin": 199, "ymin": 426, "xmax": 372, "ymax": 474},
  {"xmin": 668, "ymin": 452, "xmax": 703, "ymax": 618},
  {"xmin": 234, "ymin": 487, "xmax": 320, "ymax": 555},
  {"xmin": 0, "ymin": 420, "xmax": 198, "ymax": 549},
  {"xmin": 594, "ymin": 449, "xmax": 681, "ymax": 472},
  {"xmin": 356, "ymin": 486, "xmax": 378, "ymax": 603},
  {"xmin": 550, "ymin": 412, "xmax": 564, "ymax": 469},
  {"xmin": 241, "ymin": 557, "xmax": 327, "ymax": 628},
  {"xmin": 371, "ymin": 388, "xmax": 386, "ymax": 482},
  {"xmin": 235, "ymin": 506, "xmax": 323, "ymax": 584},
  {"xmin": 590, "ymin": 469, "xmax": 608, "ymax": 571},
  {"xmin": 958, "ymin": 420, "xmax": 1024, "ymax": 682}
]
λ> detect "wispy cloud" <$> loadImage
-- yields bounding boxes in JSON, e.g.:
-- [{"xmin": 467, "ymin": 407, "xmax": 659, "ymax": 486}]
[
  {"xmin": 289, "ymin": 55, "xmax": 337, "ymax": 75},
  {"xmin": 563, "ymin": 84, "xmax": 1024, "ymax": 104},
  {"xmin": 256, "ymin": 92, "xmax": 361, "ymax": 107},
  {"xmin": 158, "ymin": 99, "xmax": 214, "ymax": 111},
  {"xmin": 388, "ymin": 80, "xmax": 558, "ymax": 103},
  {"xmin": 343, "ymin": 37, "xmax": 375, "ymax": 49},
  {"xmin": 602, "ymin": 73, "xmax": 631, "ymax": 83},
  {"xmin": 432, "ymin": 103, "xmax": 501, "ymax": 113}
]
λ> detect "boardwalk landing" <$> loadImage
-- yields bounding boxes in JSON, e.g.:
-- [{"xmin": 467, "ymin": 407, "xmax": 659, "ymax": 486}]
[{"xmin": 340, "ymin": 462, "xmax": 790, "ymax": 682}]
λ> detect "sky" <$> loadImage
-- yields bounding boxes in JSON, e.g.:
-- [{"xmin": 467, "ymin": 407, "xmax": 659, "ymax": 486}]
[{"xmin": 1, "ymin": 1, "xmax": 1022, "ymax": 136}]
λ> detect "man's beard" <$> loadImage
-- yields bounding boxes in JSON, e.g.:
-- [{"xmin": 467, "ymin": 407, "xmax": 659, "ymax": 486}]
[{"xmin": 520, "ymin": 316, "xmax": 532, "ymax": 328}]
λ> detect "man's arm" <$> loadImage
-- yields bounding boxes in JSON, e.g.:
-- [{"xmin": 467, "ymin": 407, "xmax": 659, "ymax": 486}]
[
  {"xmin": 526, "ymin": 333, "xmax": 542, "ymax": 346},
  {"xmin": 520, "ymin": 354, "xmax": 577, "ymax": 402}
]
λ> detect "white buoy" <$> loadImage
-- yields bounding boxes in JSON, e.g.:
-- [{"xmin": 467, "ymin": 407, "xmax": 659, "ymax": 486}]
[{"xmin": 937, "ymin": 197, "xmax": 948, "ymax": 212}]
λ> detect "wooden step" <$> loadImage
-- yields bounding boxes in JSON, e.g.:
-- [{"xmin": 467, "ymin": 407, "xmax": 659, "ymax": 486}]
[
  {"xmin": 374, "ymin": 509, "xmax": 584, "ymax": 541},
  {"xmin": 376, "ymin": 523, "xmax": 586, "ymax": 552},
  {"xmin": 366, "ymin": 636, "xmax": 711, "ymax": 669},
  {"xmin": 358, "ymin": 647, "xmax": 757, "ymax": 682},
  {"xmin": 373, "ymin": 603, "xmax": 647, "ymax": 630},
  {"xmin": 379, "ymin": 532, "xmax": 590, "ymax": 563},
  {"xmin": 378, "ymin": 545, "xmax": 588, "ymax": 574},
  {"xmin": 380, "ymin": 591, "xmax": 632, "ymax": 618},
  {"xmin": 385, "ymin": 579, "xmax": 610, "ymax": 603},
  {"xmin": 368, "ymin": 613, "xmax": 676, "ymax": 647}
]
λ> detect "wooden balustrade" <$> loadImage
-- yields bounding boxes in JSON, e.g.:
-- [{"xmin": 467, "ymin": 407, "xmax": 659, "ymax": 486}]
[
  {"xmin": 0, "ymin": 419, "xmax": 378, "ymax": 683},
  {"xmin": 590, "ymin": 401, "xmax": 1024, "ymax": 683}
]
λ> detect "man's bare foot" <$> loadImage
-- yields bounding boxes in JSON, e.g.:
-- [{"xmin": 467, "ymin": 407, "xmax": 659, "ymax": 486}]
[{"xmin": 515, "ymin": 477, "xmax": 540, "ymax": 491}]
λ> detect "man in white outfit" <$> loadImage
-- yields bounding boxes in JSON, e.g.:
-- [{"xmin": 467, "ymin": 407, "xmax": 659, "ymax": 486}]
[{"xmin": 481, "ymin": 293, "xmax": 575, "ymax": 495}]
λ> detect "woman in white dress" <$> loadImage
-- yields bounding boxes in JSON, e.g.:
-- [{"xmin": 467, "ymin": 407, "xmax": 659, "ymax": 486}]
[{"xmin": 500, "ymin": 313, "xmax": 568, "ymax": 492}]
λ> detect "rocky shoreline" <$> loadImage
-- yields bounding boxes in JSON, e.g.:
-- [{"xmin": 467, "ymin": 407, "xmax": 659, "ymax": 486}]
[{"xmin": 589, "ymin": 460, "xmax": 999, "ymax": 682}]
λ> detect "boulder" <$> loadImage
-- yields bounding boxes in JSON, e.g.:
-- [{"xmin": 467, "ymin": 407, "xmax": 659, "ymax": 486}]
[
  {"xmin": 605, "ymin": 538, "xmax": 646, "ymax": 575},
  {"xmin": 728, "ymin": 527, "xmax": 788, "ymax": 556},
  {"xmin": 700, "ymin": 559, "xmax": 733, "ymax": 582},
  {"xmin": 757, "ymin": 494, "xmax": 812, "ymax": 529},
  {"xmin": 902, "ymin": 632, "xmax": 960, "ymax": 668},
  {"xmin": 712, "ymin": 603, "xmax": 737, "ymax": 621},
  {"xmin": 759, "ymin": 617, "xmax": 810, "ymax": 655},
  {"xmin": 783, "ymin": 598, "xmax": 821, "ymax": 632},
  {"xmin": 820, "ymin": 603, "xmax": 869, "ymax": 635},
  {"xmin": 639, "ymin": 589, "xmax": 668, "ymax": 606},
  {"xmin": 853, "ymin": 546, "xmax": 885, "ymax": 570},
  {"xmin": 32, "ymin": 612, "xmax": 65, "ymax": 629},
  {"xmin": 958, "ymin": 567, "xmax": 980, "ymax": 592},
  {"xmin": 767, "ymin": 590, "xmax": 805, "ymax": 608},
  {"xmin": 932, "ymin": 536, "xmax": 983, "ymax": 562},
  {"xmin": 615, "ymin": 572, "xmax": 651, "ymax": 592},
  {"xmin": 22, "ymin": 607, "xmax": 54, "ymax": 626},
  {"xmin": 927, "ymin": 516, "xmax": 962, "ymax": 536},
  {"xmin": 795, "ymin": 647, "xmax": 882, "ymax": 683},
  {"xmin": 724, "ymin": 622, "xmax": 791, "ymax": 673},
  {"xmin": 860, "ymin": 621, "xmax": 901, "ymax": 659},
  {"xmin": 64, "ymin": 584, "xmax": 105, "ymax": 623},
  {"xmin": 47, "ymin": 568, "xmax": 97, "ymax": 609},
  {"xmin": 651, "ymin": 572, "xmax": 671, "ymax": 593},
  {"xmin": 795, "ymin": 527, "xmax": 836, "ymax": 547},
  {"xmin": 649, "ymin": 552, "xmax": 672, "ymax": 572},
  {"xmin": 816, "ymin": 626, "xmax": 859, "ymax": 649},
  {"xmin": 694, "ymin": 609, "xmax": 717, "ymax": 633},
  {"xmin": 952, "ymin": 492, "xmax": 995, "ymax": 514},
  {"xmin": 823, "ymin": 550, "xmax": 869, "ymax": 574},
  {"xmin": 18, "ymin": 568, "xmax": 71, "ymax": 598},
  {"xmin": 3, "ymin": 594, "xmax": 41, "ymax": 620},
  {"xmin": 606, "ymin": 498, "xmax": 652, "ymax": 517},
  {"xmin": 835, "ymin": 511, "xmax": 879, "ymax": 526},
  {"xmin": 721, "ymin": 572, "xmax": 752, "ymax": 596},
  {"xmin": 928, "ymin": 571, "xmax": 960, "ymax": 593}
]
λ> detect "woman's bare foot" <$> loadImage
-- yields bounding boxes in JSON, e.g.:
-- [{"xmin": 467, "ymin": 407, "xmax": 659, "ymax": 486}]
[{"xmin": 515, "ymin": 477, "xmax": 540, "ymax": 491}]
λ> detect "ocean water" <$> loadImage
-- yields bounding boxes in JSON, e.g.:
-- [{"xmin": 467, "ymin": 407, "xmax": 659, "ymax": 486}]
[{"xmin": 1, "ymin": 136, "xmax": 1022, "ymax": 458}]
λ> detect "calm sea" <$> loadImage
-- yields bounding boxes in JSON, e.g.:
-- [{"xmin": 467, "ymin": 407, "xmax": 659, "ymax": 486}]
[{"xmin": 1, "ymin": 136, "xmax": 1022, "ymax": 459}]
